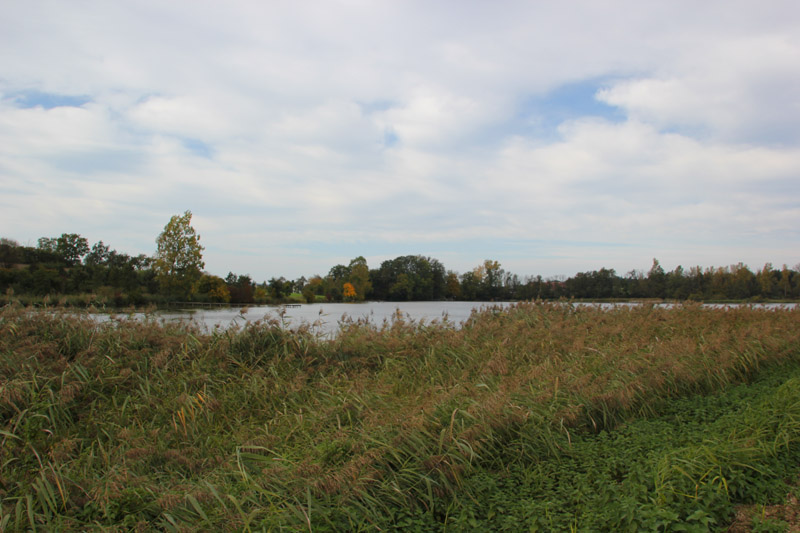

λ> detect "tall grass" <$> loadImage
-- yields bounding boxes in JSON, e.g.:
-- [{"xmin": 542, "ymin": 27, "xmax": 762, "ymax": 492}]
[{"xmin": 1, "ymin": 302, "xmax": 799, "ymax": 530}]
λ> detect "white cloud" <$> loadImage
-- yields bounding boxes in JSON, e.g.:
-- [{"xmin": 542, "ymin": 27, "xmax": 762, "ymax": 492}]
[
  {"xmin": 597, "ymin": 34, "xmax": 800, "ymax": 144},
  {"xmin": 1, "ymin": 1, "xmax": 799, "ymax": 279}
]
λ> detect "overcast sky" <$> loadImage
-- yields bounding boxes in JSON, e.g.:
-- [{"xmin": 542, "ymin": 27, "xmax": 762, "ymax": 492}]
[{"xmin": 1, "ymin": 1, "xmax": 799, "ymax": 281}]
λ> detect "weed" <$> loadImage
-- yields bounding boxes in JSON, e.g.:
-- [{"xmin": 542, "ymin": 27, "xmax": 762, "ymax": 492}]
[{"xmin": 1, "ymin": 302, "xmax": 799, "ymax": 530}]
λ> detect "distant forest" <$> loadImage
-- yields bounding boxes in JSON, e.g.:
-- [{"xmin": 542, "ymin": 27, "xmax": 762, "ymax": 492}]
[{"xmin": 1, "ymin": 234, "xmax": 798, "ymax": 307}]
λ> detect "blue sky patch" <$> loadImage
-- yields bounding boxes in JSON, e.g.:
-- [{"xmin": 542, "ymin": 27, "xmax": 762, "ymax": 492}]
[
  {"xmin": 46, "ymin": 149, "xmax": 144, "ymax": 175},
  {"xmin": 358, "ymin": 99, "xmax": 395, "ymax": 115},
  {"xmin": 383, "ymin": 128, "xmax": 399, "ymax": 147},
  {"xmin": 183, "ymin": 138, "xmax": 213, "ymax": 159},
  {"xmin": 11, "ymin": 90, "xmax": 91, "ymax": 109},
  {"xmin": 515, "ymin": 79, "xmax": 624, "ymax": 137}
]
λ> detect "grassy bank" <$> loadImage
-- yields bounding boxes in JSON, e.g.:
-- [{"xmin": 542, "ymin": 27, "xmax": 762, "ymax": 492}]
[
  {"xmin": 443, "ymin": 360, "xmax": 800, "ymax": 531},
  {"xmin": 1, "ymin": 302, "xmax": 799, "ymax": 530},
  {"xmin": 0, "ymin": 292, "xmax": 168, "ymax": 310}
]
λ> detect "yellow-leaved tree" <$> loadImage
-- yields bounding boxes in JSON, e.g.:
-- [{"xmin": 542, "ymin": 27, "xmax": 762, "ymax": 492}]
[{"xmin": 342, "ymin": 282, "xmax": 357, "ymax": 301}]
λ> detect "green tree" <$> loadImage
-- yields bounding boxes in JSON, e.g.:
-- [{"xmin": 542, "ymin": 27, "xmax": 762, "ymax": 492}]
[
  {"xmin": 37, "ymin": 237, "xmax": 57, "ymax": 253},
  {"xmin": 779, "ymin": 265, "xmax": 793, "ymax": 298},
  {"xmin": 268, "ymin": 277, "xmax": 291, "ymax": 300},
  {"xmin": 666, "ymin": 265, "xmax": 688, "ymax": 300},
  {"xmin": 459, "ymin": 270, "xmax": 480, "ymax": 300},
  {"xmin": 226, "ymin": 272, "xmax": 254, "ymax": 303},
  {"xmin": 198, "ymin": 273, "xmax": 230, "ymax": 303},
  {"xmin": 479, "ymin": 259, "xmax": 504, "ymax": 300},
  {"xmin": 37, "ymin": 234, "xmax": 89, "ymax": 265},
  {"xmin": 302, "ymin": 285, "xmax": 317, "ymax": 303},
  {"xmin": 347, "ymin": 256, "xmax": 372, "ymax": 301},
  {"xmin": 444, "ymin": 271, "xmax": 461, "ymax": 299},
  {"xmin": 325, "ymin": 264, "xmax": 349, "ymax": 301},
  {"xmin": 84, "ymin": 241, "xmax": 110, "ymax": 266},
  {"xmin": 389, "ymin": 273, "xmax": 413, "ymax": 300},
  {"xmin": 308, "ymin": 276, "xmax": 324, "ymax": 296},
  {"xmin": 371, "ymin": 255, "xmax": 445, "ymax": 301},
  {"xmin": 729, "ymin": 262, "xmax": 757, "ymax": 299},
  {"xmin": 154, "ymin": 211, "xmax": 205, "ymax": 299},
  {"xmin": 56, "ymin": 233, "xmax": 90, "ymax": 265},
  {"xmin": 645, "ymin": 258, "xmax": 667, "ymax": 298},
  {"xmin": 757, "ymin": 262, "xmax": 775, "ymax": 298}
]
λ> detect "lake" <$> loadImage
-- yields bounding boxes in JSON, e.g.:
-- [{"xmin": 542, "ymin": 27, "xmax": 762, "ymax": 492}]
[
  {"xmin": 102, "ymin": 300, "xmax": 797, "ymax": 337},
  {"xmin": 108, "ymin": 301, "xmax": 511, "ymax": 337}
]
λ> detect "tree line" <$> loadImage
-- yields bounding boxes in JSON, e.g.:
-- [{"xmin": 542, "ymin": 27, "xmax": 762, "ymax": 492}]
[{"xmin": 2, "ymin": 212, "xmax": 799, "ymax": 306}]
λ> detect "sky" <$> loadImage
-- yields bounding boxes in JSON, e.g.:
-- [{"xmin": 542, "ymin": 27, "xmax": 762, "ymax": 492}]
[{"xmin": 1, "ymin": 1, "xmax": 799, "ymax": 282}]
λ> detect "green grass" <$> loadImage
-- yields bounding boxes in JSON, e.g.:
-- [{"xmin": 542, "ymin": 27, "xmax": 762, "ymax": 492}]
[
  {"xmin": 431, "ymin": 361, "xmax": 800, "ymax": 531},
  {"xmin": 1, "ymin": 302, "xmax": 799, "ymax": 530}
]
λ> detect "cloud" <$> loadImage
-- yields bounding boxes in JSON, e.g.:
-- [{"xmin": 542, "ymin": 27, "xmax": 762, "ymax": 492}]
[
  {"xmin": 483, "ymin": 118, "xmax": 800, "ymax": 254},
  {"xmin": 1, "ymin": 1, "xmax": 799, "ymax": 279},
  {"xmin": 596, "ymin": 34, "xmax": 800, "ymax": 144}
]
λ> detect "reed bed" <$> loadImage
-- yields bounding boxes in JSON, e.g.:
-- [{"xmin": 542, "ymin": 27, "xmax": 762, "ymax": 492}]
[{"xmin": 1, "ymin": 302, "xmax": 799, "ymax": 530}]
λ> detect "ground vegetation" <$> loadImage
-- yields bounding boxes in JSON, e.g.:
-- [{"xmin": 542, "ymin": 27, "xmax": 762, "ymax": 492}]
[{"xmin": 1, "ymin": 303, "xmax": 800, "ymax": 530}]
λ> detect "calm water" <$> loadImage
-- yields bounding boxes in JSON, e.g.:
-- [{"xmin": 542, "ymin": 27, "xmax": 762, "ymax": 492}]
[
  {"xmin": 100, "ymin": 301, "xmax": 797, "ymax": 337},
  {"xmin": 114, "ymin": 301, "xmax": 512, "ymax": 337}
]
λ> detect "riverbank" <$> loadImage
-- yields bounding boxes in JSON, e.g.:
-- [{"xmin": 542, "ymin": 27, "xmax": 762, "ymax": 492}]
[
  {"xmin": 3, "ymin": 290, "xmax": 799, "ymax": 311},
  {"xmin": 1, "ymin": 302, "xmax": 799, "ymax": 530}
]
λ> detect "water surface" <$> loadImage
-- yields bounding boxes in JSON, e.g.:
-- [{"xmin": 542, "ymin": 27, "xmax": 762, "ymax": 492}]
[
  {"xmin": 123, "ymin": 301, "xmax": 511, "ymax": 337},
  {"xmin": 102, "ymin": 301, "xmax": 797, "ymax": 337}
]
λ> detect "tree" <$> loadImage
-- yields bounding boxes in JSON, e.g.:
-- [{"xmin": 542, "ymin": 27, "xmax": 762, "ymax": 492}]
[
  {"xmin": 444, "ymin": 271, "xmax": 461, "ymax": 299},
  {"xmin": 38, "ymin": 234, "xmax": 89, "ymax": 265},
  {"xmin": 371, "ymin": 255, "xmax": 445, "ymax": 301},
  {"xmin": 325, "ymin": 264, "xmax": 350, "ymax": 301},
  {"xmin": 729, "ymin": 262, "xmax": 756, "ymax": 299},
  {"xmin": 37, "ymin": 237, "xmax": 57, "ymax": 253},
  {"xmin": 779, "ymin": 265, "xmax": 793, "ymax": 298},
  {"xmin": 268, "ymin": 277, "xmax": 291, "ymax": 300},
  {"xmin": 308, "ymin": 276, "xmax": 324, "ymax": 295},
  {"xmin": 347, "ymin": 256, "xmax": 372, "ymax": 301},
  {"xmin": 459, "ymin": 271, "xmax": 480, "ymax": 300},
  {"xmin": 84, "ymin": 241, "xmax": 110, "ymax": 266},
  {"xmin": 479, "ymin": 259, "xmax": 504, "ymax": 300},
  {"xmin": 666, "ymin": 265, "xmax": 688, "ymax": 300},
  {"xmin": 154, "ymin": 211, "xmax": 205, "ymax": 299},
  {"xmin": 342, "ymin": 282, "xmax": 357, "ymax": 301},
  {"xmin": 302, "ymin": 285, "xmax": 317, "ymax": 303},
  {"xmin": 226, "ymin": 272, "xmax": 254, "ymax": 303},
  {"xmin": 56, "ymin": 233, "xmax": 90, "ymax": 265},
  {"xmin": 198, "ymin": 274, "xmax": 230, "ymax": 303},
  {"xmin": 645, "ymin": 258, "xmax": 667, "ymax": 298},
  {"xmin": 757, "ymin": 262, "xmax": 775, "ymax": 298}
]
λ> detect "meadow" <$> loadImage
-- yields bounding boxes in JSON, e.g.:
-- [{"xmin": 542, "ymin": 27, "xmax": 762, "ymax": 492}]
[{"xmin": 1, "ymin": 302, "xmax": 800, "ymax": 531}]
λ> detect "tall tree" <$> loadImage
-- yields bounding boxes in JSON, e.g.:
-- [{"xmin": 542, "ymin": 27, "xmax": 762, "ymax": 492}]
[
  {"xmin": 757, "ymin": 262, "xmax": 775, "ymax": 298},
  {"xmin": 371, "ymin": 255, "xmax": 445, "ymax": 301},
  {"xmin": 480, "ymin": 259, "xmax": 504, "ymax": 300},
  {"xmin": 347, "ymin": 256, "xmax": 372, "ymax": 301},
  {"xmin": 37, "ymin": 237, "xmax": 57, "ymax": 253},
  {"xmin": 154, "ymin": 211, "xmax": 205, "ymax": 299},
  {"xmin": 56, "ymin": 233, "xmax": 90, "ymax": 265},
  {"xmin": 645, "ymin": 258, "xmax": 667, "ymax": 298},
  {"xmin": 37, "ymin": 234, "xmax": 89, "ymax": 265},
  {"xmin": 444, "ymin": 271, "xmax": 461, "ymax": 300},
  {"xmin": 779, "ymin": 265, "xmax": 793, "ymax": 298},
  {"xmin": 84, "ymin": 241, "xmax": 110, "ymax": 266}
]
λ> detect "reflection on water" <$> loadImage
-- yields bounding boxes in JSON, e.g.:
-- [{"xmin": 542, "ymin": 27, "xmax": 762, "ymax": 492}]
[{"xmin": 96, "ymin": 301, "xmax": 798, "ymax": 338}]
